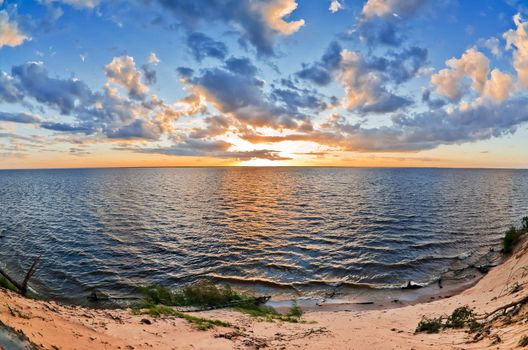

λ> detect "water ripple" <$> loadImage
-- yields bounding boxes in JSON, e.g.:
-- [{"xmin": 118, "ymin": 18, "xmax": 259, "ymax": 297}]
[{"xmin": 0, "ymin": 167, "xmax": 527, "ymax": 302}]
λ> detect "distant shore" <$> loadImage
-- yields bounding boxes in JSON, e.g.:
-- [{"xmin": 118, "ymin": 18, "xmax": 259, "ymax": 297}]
[{"xmin": 2, "ymin": 237, "xmax": 528, "ymax": 349}]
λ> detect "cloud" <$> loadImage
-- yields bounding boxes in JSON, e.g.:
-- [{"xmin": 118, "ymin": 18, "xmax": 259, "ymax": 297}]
[
  {"xmin": 186, "ymin": 32, "xmax": 228, "ymax": 62},
  {"xmin": 224, "ymin": 57, "xmax": 258, "ymax": 76},
  {"xmin": 353, "ymin": 20, "xmax": 404, "ymax": 46},
  {"xmin": 482, "ymin": 69, "xmax": 515, "ymax": 102},
  {"xmin": 181, "ymin": 57, "xmax": 311, "ymax": 130},
  {"xmin": 141, "ymin": 53, "xmax": 160, "ymax": 86},
  {"xmin": 0, "ymin": 71, "xmax": 23, "ymax": 103},
  {"xmin": 431, "ymin": 48, "xmax": 514, "ymax": 102},
  {"xmin": 478, "ymin": 37, "xmax": 501, "ymax": 57},
  {"xmin": 367, "ymin": 46, "xmax": 428, "ymax": 83},
  {"xmin": 256, "ymin": 0, "xmax": 305, "ymax": 35},
  {"xmin": 40, "ymin": 122, "xmax": 94, "ymax": 133},
  {"xmin": 361, "ymin": 0, "xmax": 426, "ymax": 19},
  {"xmin": 189, "ymin": 114, "xmax": 233, "ymax": 139},
  {"xmin": 329, "ymin": 0, "xmax": 343, "ymax": 13},
  {"xmin": 11, "ymin": 61, "xmax": 94, "ymax": 114},
  {"xmin": 145, "ymin": 0, "xmax": 304, "ymax": 56},
  {"xmin": 504, "ymin": 13, "xmax": 528, "ymax": 89},
  {"xmin": 339, "ymin": 49, "xmax": 411, "ymax": 113},
  {"xmin": 105, "ymin": 56, "xmax": 149, "ymax": 100},
  {"xmin": 0, "ymin": 112, "xmax": 40, "ymax": 124},
  {"xmin": 296, "ymin": 41, "xmax": 342, "ymax": 86},
  {"xmin": 140, "ymin": 138, "xmax": 291, "ymax": 161},
  {"xmin": 0, "ymin": 10, "xmax": 30, "ymax": 49},
  {"xmin": 48, "ymin": 0, "xmax": 101, "ymax": 8},
  {"xmin": 285, "ymin": 97, "xmax": 528, "ymax": 152}
]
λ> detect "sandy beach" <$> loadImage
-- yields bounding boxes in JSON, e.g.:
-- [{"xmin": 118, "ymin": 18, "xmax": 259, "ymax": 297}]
[{"xmin": 1, "ymin": 239, "xmax": 528, "ymax": 350}]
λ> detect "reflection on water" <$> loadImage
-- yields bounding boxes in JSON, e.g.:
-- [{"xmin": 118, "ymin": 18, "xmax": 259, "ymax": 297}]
[{"xmin": 0, "ymin": 167, "xmax": 527, "ymax": 303}]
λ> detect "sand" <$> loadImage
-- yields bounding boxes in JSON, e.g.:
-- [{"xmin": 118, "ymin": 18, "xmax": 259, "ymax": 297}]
[{"xmin": 3, "ymin": 240, "xmax": 528, "ymax": 350}]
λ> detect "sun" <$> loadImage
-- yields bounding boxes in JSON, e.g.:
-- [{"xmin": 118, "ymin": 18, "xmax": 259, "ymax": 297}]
[{"xmin": 240, "ymin": 158, "xmax": 278, "ymax": 166}]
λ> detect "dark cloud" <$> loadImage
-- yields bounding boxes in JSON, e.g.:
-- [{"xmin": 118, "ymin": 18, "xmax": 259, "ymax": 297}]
[
  {"xmin": 224, "ymin": 57, "xmax": 258, "ymax": 76},
  {"xmin": 367, "ymin": 46, "xmax": 428, "ymax": 83},
  {"xmin": 0, "ymin": 72, "xmax": 24, "ymax": 103},
  {"xmin": 327, "ymin": 98, "xmax": 528, "ymax": 151},
  {"xmin": 141, "ymin": 64, "xmax": 157, "ymax": 85},
  {"xmin": 176, "ymin": 66, "xmax": 194, "ymax": 78},
  {"xmin": 0, "ymin": 112, "xmax": 40, "ymax": 124},
  {"xmin": 343, "ymin": 20, "xmax": 405, "ymax": 47},
  {"xmin": 106, "ymin": 119, "xmax": 163, "ymax": 140},
  {"xmin": 271, "ymin": 87, "xmax": 328, "ymax": 113},
  {"xmin": 186, "ymin": 32, "xmax": 228, "ymax": 62},
  {"xmin": 188, "ymin": 60, "xmax": 311, "ymax": 129},
  {"xmin": 11, "ymin": 62, "xmax": 94, "ymax": 114},
  {"xmin": 40, "ymin": 122, "xmax": 94, "ymax": 133},
  {"xmin": 140, "ymin": 138, "xmax": 291, "ymax": 160},
  {"xmin": 296, "ymin": 41, "xmax": 342, "ymax": 86},
  {"xmin": 189, "ymin": 114, "xmax": 232, "ymax": 139},
  {"xmin": 143, "ymin": 0, "xmax": 303, "ymax": 56},
  {"xmin": 421, "ymin": 89, "xmax": 447, "ymax": 109}
]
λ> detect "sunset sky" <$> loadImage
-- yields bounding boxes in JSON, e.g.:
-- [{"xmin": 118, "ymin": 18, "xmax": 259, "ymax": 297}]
[{"xmin": 0, "ymin": 0, "xmax": 527, "ymax": 168}]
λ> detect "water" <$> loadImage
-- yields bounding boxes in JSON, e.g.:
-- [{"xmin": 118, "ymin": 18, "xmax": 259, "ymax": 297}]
[{"xmin": 0, "ymin": 167, "xmax": 527, "ymax": 304}]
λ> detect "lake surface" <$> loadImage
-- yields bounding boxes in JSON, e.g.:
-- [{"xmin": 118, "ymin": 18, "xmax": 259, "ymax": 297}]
[{"xmin": 0, "ymin": 167, "xmax": 527, "ymax": 304}]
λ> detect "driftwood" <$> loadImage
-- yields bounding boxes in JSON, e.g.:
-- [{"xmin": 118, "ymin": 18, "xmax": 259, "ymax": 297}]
[
  {"xmin": 477, "ymin": 294, "xmax": 528, "ymax": 320},
  {"xmin": 0, "ymin": 256, "xmax": 40, "ymax": 296}
]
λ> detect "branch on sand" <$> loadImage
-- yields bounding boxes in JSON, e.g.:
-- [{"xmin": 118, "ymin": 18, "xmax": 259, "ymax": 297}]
[{"xmin": 0, "ymin": 256, "xmax": 40, "ymax": 296}]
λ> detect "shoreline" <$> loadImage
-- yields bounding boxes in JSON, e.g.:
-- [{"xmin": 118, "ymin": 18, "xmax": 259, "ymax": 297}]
[{"xmin": 2, "ymin": 240, "xmax": 528, "ymax": 349}]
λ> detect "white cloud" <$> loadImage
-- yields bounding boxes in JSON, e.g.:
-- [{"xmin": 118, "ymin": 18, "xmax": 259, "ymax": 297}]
[
  {"xmin": 431, "ymin": 48, "xmax": 489, "ymax": 100},
  {"xmin": 431, "ymin": 48, "xmax": 514, "ymax": 103},
  {"xmin": 257, "ymin": 0, "xmax": 305, "ymax": 35},
  {"xmin": 329, "ymin": 0, "xmax": 343, "ymax": 13},
  {"xmin": 52, "ymin": 0, "xmax": 101, "ymax": 8},
  {"xmin": 362, "ymin": 0, "xmax": 425, "ymax": 19},
  {"xmin": 480, "ymin": 37, "xmax": 501, "ymax": 57},
  {"xmin": 338, "ymin": 49, "xmax": 409, "ymax": 112},
  {"xmin": 504, "ymin": 13, "xmax": 528, "ymax": 89},
  {"xmin": 148, "ymin": 52, "xmax": 160, "ymax": 65},
  {"xmin": 0, "ymin": 10, "xmax": 30, "ymax": 49},
  {"xmin": 105, "ymin": 56, "xmax": 149, "ymax": 100},
  {"xmin": 482, "ymin": 69, "xmax": 514, "ymax": 102}
]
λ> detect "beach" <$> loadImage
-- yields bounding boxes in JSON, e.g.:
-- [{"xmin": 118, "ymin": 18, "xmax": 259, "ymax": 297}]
[{"xmin": 2, "ymin": 237, "xmax": 528, "ymax": 350}]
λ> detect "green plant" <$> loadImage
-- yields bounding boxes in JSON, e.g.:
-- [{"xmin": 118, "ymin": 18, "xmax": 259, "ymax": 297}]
[
  {"xmin": 503, "ymin": 226, "xmax": 523, "ymax": 254},
  {"xmin": 519, "ymin": 335, "xmax": 528, "ymax": 347},
  {"xmin": 416, "ymin": 306, "xmax": 482, "ymax": 334},
  {"xmin": 136, "ymin": 281, "xmax": 307, "ymax": 325},
  {"xmin": 416, "ymin": 316, "xmax": 443, "ymax": 333},
  {"xmin": 288, "ymin": 301, "xmax": 303, "ymax": 317},
  {"xmin": 137, "ymin": 280, "xmax": 261, "ymax": 309},
  {"xmin": 503, "ymin": 217, "xmax": 528, "ymax": 254},
  {"xmin": 444, "ymin": 306, "xmax": 475, "ymax": 329},
  {"xmin": 138, "ymin": 304, "xmax": 232, "ymax": 330}
]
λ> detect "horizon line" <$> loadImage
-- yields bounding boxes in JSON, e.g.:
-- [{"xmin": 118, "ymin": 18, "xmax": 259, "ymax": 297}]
[{"xmin": 1, "ymin": 165, "xmax": 527, "ymax": 171}]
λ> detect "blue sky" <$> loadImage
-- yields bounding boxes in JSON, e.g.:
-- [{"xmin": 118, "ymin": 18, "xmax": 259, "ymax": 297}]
[{"xmin": 0, "ymin": 0, "xmax": 527, "ymax": 168}]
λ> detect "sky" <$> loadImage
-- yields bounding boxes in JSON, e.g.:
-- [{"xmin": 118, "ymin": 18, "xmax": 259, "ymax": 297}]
[{"xmin": 0, "ymin": 0, "xmax": 527, "ymax": 169}]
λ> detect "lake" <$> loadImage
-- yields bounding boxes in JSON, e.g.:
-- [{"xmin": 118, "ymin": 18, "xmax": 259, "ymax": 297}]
[{"xmin": 0, "ymin": 167, "xmax": 527, "ymax": 304}]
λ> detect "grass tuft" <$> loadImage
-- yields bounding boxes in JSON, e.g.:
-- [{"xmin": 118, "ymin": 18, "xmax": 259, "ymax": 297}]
[
  {"xmin": 520, "ymin": 335, "xmax": 528, "ymax": 347},
  {"xmin": 135, "ymin": 304, "xmax": 232, "ymax": 330},
  {"xmin": 444, "ymin": 306, "xmax": 475, "ymax": 329},
  {"xmin": 416, "ymin": 316, "xmax": 443, "ymax": 333},
  {"xmin": 416, "ymin": 306, "xmax": 482, "ymax": 334},
  {"xmin": 136, "ymin": 281, "xmax": 306, "ymax": 325}
]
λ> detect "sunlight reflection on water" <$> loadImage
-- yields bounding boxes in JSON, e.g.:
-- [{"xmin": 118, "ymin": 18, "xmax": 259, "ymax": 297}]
[{"xmin": 0, "ymin": 167, "xmax": 527, "ymax": 302}]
